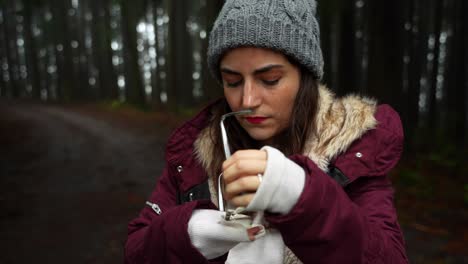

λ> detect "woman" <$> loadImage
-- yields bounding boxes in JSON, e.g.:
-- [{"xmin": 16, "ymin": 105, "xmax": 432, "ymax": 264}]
[{"xmin": 125, "ymin": 0, "xmax": 409, "ymax": 263}]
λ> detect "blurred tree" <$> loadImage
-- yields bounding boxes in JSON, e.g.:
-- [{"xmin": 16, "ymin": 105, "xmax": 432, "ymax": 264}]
[
  {"xmin": 121, "ymin": 0, "xmax": 145, "ymax": 106},
  {"xmin": 336, "ymin": 0, "xmax": 357, "ymax": 95},
  {"xmin": 405, "ymin": 0, "xmax": 428, "ymax": 151},
  {"xmin": 91, "ymin": 0, "xmax": 118, "ymax": 101},
  {"xmin": 53, "ymin": 0, "xmax": 77, "ymax": 101},
  {"xmin": 167, "ymin": 0, "xmax": 193, "ymax": 110},
  {"xmin": 366, "ymin": 0, "xmax": 405, "ymax": 110},
  {"xmin": 318, "ymin": 0, "xmax": 345, "ymax": 89},
  {"xmin": 76, "ymin": 1, "xmax": 91, "ymax": 100},
  {"xmin": 200, "ymin": 0, "xmax": 224, "ymax": 101},
  {"xmin": 1, "ymin": 1, "xmax": 19, "ymax": 97},
  {"xmin": 21, "ymin": 0, "xmax": 41, "ymax": 99},
  {"xmin": 446, "ymin": 0, "xmax": 467, "ymax": 147},
  {"xmin": 0, "ymin": 4, "xmax": 10, "ymax": 97},
  {"xmin": 427, "ymin": 0, "xmax": 443, "ymax": 137}
]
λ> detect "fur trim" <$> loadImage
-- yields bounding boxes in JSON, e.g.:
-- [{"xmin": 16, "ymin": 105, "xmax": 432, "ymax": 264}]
[
  {"xmin": 194, "ymin": 127, "xmax": 215, "ymax": 175},
  {"xmin": 305, "ymin": 85, "xmax": 377, "ymax": 171},
  {"xmin": 193, "ymin": 128, "xmax": 219, "ymax": 206}
]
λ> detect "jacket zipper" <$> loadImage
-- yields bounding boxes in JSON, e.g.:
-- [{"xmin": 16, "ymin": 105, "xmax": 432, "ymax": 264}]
[{"xmin": 145, "ymin": 201, "xmax": 162, "ymax": 215}]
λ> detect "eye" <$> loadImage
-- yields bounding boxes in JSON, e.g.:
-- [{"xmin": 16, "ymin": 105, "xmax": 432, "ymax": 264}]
[
  {"xmin": 262, "ymin": 79, "xmax": 280, "ymax": 86},
  {"xmin": 225, "ymin": 80, "xmax": 242, "ymax": 88},
  {"xmin": 221, "ymin": 74, "xmax": 243, "ymax": 88}
]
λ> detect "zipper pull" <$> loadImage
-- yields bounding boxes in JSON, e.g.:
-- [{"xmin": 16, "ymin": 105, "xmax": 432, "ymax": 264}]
[{"xmin": 145, "ymin": 201, "xmax": 162, "ymax": 215}]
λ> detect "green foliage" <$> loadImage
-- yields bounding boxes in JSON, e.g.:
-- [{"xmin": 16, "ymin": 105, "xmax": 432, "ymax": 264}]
[
  {"xmin": 104, "ymin": 100, "xmax": 150, "ymax": 112},
  {"xmin": 427, "ymin": 149, "xmax": 458, "ymax": 168},
  {"xmin": 175, "ymin": 106, "xmax": 198, "ymax": 118},
  {"xmin": 398, "ymin": 168, "xmax": 423, "ymax": 187},
  {"xmin": 412, "ymin": 126, "xmax": 467, "ymax": 171},
  {"xmin": 397, "ymin": 168, "xmax": 435, "ymax": 198}
]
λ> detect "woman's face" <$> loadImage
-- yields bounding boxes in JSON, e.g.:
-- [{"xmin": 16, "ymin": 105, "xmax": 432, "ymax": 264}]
[{"xmin": 220, "ymin": 47, "xmax": 301, "ymax": 144}]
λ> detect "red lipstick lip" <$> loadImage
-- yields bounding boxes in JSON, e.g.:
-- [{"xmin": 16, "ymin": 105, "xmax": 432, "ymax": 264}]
[{"xmin": 245, "ymin": 116, "xmax": 267, "ymax": 124}]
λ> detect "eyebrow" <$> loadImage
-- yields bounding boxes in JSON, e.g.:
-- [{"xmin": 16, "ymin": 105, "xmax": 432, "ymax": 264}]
[{"xmin": 220, "ymin": 64, "xmax": 284, "ymax": 75}]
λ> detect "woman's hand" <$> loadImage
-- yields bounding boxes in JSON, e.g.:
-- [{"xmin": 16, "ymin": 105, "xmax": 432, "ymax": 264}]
[{"xmin": 222, "ymin": 150, "xmax": 267, "ymax": 207}]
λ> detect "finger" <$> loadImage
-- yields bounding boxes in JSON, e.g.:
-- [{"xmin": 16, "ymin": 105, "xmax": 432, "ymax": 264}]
[
  {"xmin": 223, "ymin": 159, "xmax": 266, "ymax": 184},
  {"xmin": 229, "ymin": 193, "xmax": 256, "ymax": 208},
  {"xmin": 222, "ymin": 149, "xmax": 267, "ymax": 171},
  {"xmin": 224, "ymin": 175, "xmax": 260, "ymax": 200}
]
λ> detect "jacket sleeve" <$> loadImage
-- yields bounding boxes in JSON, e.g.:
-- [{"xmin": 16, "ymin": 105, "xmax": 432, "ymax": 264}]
[
  {"xmin": 265, "ymin": 105, "xmax": 408, "ymax": 264},
  {"xmin": 124, "ymin": 164, "xmax": 219, "ymax": 264}
]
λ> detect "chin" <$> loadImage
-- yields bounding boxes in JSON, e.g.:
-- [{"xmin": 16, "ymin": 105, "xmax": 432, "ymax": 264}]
[{"xmin": 244, "ymin": 129, "xmax": 274, "ymax": 144}]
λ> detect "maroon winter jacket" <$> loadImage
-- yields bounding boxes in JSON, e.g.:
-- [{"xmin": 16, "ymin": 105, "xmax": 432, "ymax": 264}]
[{"xmin": 125, "ymin": 93, "xmax": 409, "ymax": 263}]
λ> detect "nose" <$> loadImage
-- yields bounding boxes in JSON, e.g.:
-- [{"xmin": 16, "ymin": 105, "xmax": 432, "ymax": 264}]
[{"xmin": 242, "ymin": 79, "xmax": 261, "ymax": 109}]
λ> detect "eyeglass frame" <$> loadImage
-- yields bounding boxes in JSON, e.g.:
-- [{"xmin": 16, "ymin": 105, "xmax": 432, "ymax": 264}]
[{"xmin": 217, "ymin": 109, "xmax": 252, "ymax": 214}]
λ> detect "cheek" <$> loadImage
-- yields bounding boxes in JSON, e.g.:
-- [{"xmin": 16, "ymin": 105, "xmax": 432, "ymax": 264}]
[
  {"xmin": 279, "ymin": 86, "xmax": 298, "ymax": 108},
  {"xmin": 224, "ymin": 89, "xmax": 240, "ymax": 110},
  {"xmin": 276, "ymin": 86, "xmax": 298, "ymax": 121}
]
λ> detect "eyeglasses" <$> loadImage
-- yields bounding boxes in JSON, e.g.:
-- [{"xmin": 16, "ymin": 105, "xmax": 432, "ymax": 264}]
[{"xmin": 217, "ymin": 109, "xmax": 252, "ymax": 217}]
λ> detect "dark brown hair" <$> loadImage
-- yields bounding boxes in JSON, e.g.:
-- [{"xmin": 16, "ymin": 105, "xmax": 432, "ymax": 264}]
[{"xmin": 207, "ymin": 63, "xmax": 319, "ymax": 178}]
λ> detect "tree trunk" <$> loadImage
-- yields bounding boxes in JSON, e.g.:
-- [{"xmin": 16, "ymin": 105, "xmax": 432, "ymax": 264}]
[
  {"xmin": 406, "ymin": 0, "xmax": 429, "ymax": 150},
  {"xmin": 91, "ymin": 0, "xmax": 118, "ymax": 101},
  {"xmin": 148, "ymin": 0, "xmax": 162, "ymax": 109},
  {"xmin": 22, "ymin": 0, "xmax": 41, "ymax": 99},
  {"xmin": 167, "ymin": 0, "xmax": 193, "ymax": 110},
  {"xmin": 200, "ymin": 0, "xmax": 223, "ymax": 102},
  {"xmin": 427, "ymin": 0, "xmax": 443, "ymax": 135},
  {"xmin": 337, "ymin": 0, "xmax": 356, "ymax": 95},
  {"xmin": 76, "ymin": 1, "xmax": 91, "ymax": 101},
  {"xmin": 121, "ymin": 0, "xmax": 145, "ymax": 106},
  {"xmin": 318, "ymin": 0, "xmax": 344, "ymax": 89},
  {"xmin": 447, "ymin": 0, "xmax": 467, "ymax": 148},
  {"xmin": 53, "ymin": 0, "xmax": 76, "ymax": 101},
  {"xmin": 0, "ymin": 6, "xmax": 10, "ymax": 97},
  {"xmin": 366, "ymin": 0, "xmax": 405, "ymax": 109},
  {"xmin": 1, "ymin": 1, "xmax": 19, "ymax": 98}
]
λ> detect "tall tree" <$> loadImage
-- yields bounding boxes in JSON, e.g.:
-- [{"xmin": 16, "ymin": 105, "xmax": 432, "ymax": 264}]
[
  {"xmin": 318, "ymin": 0, "xmax": 345, "ymax": 90},
  {"xmin": 200, "ymin": 0, "xmax": 224, "ymax": 102},
  {"xmin": 427, "ymin": 0, "xmax": 443, "ymax": 135},
  {"xmin": 167, "ymin": 0, "xmax": 193, "ymax": 109},
  {"xmin": 75, "ymin": 0, "xmax": 92, "ymax": 100},
  {"xmin": 1, "ymin": 0, "xmax": 19, "ymax": 97},
  {"xmin": 121, "ymin": 0, "xmax": 145, "ymax": 106},
  {"xmin": 405, "ymin": 0, "xmax": 429, "ymax": 151},
  {"xmin": 336, "ymin": 0, "xmax": 357, "ymax": 95},
  {"xmin": 21, "ymin": 0, "xmax": 42, "ymax": 99},
  {"xmin": 91, "ymin": 0, "xmax": 118, "ymax": 101},
  {"xmin": 52, "ymin": 0, "xmax": 77, "ymax": 101},
  {"xmin": 446, "ymin": 0, "xmax": 467, "ymax": 148},
  {"xmin": 0, "ymin": 6, "xmax": 10, "ymax": 97},
  {"xmin": 150, "ymin": 0, "xmax": 163, "ymax": 109},
  {"xmin": 366, "ymin": 0, "xmax": 405, "ymax": 109}
]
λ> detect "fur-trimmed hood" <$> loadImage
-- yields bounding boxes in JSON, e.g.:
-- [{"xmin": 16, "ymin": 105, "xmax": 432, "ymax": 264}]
[{"xmin": 194, "ymin": 85, "xmax": 377, "ymax": 175}]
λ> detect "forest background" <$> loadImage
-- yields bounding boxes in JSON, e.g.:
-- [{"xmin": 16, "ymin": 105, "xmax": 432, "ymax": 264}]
[{"xmin": 0, "ymin": 0, "xmax": 467, "ymax": 263}]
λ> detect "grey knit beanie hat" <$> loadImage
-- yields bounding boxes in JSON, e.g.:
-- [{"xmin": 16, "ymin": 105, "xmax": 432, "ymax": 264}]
[{"xmin": 207, "ymin": 0, "xmax": 324, "ymax": 80}]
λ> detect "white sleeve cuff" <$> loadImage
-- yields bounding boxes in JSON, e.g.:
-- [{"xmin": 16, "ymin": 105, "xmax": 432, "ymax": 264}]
[{"xmin": 246, "ymin": 146, "xmax": 306, "ymax": 214}]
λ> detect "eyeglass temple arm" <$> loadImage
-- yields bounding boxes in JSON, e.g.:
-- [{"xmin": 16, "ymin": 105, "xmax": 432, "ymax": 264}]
[
  {"xmin": 218, "ymin": 109, "xmax": 252, "ymax": 212},
  {"xmin": 220, "ymin": 109, "xmax": 252, "ymax": 159}
]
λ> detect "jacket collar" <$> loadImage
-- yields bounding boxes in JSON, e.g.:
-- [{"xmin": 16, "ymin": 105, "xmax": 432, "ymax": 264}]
[{"xmin": 304, "ymin": 85, "xmax": 377, "ymax": 171}]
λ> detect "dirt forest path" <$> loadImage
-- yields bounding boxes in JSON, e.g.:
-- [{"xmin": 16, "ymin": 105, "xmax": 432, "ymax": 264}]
[
  {"xmin": 0, "ymin": 101, "xmax": 171, "ymax": 263},
  {"xmin": 0, "ymin": 101, "xmax": 466, "ymax": 263}
]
